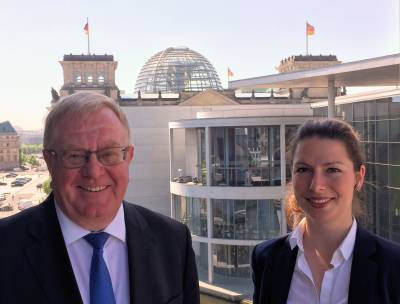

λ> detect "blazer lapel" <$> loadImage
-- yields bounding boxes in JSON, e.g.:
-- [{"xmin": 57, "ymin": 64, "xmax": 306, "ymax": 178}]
[
  {"xmin": 348, "ymin": 227, "xmax": 378, "ymax": 304},
  {"xmin": 262, "ymin": 237, "xmax": 297, "ymax": 304},
  {"xmin": 24, "ymin": 196, "xmax": 83, "ymax": 304},
  {"xmin": 124, "ymin": 202, "xmax": 155, "ymax": 304}
]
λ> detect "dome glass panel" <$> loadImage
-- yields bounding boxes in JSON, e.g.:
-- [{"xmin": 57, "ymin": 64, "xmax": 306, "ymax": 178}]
[{"xmin": 135, "ymin": 47, "xmax": 222, "ymax": 93}]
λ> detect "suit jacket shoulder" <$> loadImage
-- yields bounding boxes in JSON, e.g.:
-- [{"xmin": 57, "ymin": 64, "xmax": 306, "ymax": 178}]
[
  {"xmin": 349, "ymin": 227, "xmax": 400, "ymax": 304},
  {"xmin": 123, "ymin": 201, "xmax": 200, "ymax": 304},
  {"xmin": 252, "ymin": 235, "xmax": 297, "ymax": 304},
  {"xmin": 0, "ymin": 194, "xmax": 83, "ymax": 304},
  {"xmin": 253, "ymin": 235, "xmax": 289, "ymax": 266}
]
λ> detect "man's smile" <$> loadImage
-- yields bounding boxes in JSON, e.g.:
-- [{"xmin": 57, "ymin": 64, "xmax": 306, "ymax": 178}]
[{"xmin": 78, "ymin": 185, "xmax": 109, "ymax": 192}]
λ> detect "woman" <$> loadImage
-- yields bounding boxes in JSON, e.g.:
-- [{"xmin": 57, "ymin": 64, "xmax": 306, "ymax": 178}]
[{"xmin": 252, "ymin": 119, "xmax": 400, "ymax": 304}]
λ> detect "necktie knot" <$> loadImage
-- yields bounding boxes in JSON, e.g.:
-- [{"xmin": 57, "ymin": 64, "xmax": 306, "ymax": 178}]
[{"xmin": 84, "ymin": 232, "xmax": 109, "ymax": 250}]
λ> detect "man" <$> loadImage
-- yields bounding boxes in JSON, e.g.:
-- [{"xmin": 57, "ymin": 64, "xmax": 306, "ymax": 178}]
[{"xmin": 0, "ymin": 92, "xmax": 199, "ymax": 304}]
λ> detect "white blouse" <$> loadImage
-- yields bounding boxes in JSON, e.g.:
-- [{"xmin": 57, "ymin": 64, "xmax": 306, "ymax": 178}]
[{"xmin": 287, "ymin": 219, "xmax": 357, "ymax": 304}]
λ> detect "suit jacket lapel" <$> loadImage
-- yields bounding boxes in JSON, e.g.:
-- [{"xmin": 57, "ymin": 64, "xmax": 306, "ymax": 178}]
[
  {"xmin": 348, "ymin": 227, "xmax": 378, "ymax": 304},
  {"xmin": 262, "ymin": 237, "xmax": 297, "ymax": 304},
  {"xmin": 124, "ymin": 202, "xmax": 155, "ymax": 304},
  {"xmin": 24, "ymin": 195, "xmax": 83, "ymax": 304}
]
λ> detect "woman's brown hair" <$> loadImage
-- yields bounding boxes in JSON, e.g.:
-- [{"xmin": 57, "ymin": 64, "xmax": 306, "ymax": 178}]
[{"xmin": 285, "ymin": 119, "xmax": 366, "ymax": 229}]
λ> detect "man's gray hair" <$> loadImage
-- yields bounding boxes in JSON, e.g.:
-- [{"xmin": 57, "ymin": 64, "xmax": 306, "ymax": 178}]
[{"xmin": 43, "ymin": 92, "xmax": 130, "ymax": 148}]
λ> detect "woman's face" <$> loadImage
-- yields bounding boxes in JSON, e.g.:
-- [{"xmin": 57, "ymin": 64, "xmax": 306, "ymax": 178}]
[{"xmin": 292, "ymin": 137, "xmax": 365, "ymax": 225}]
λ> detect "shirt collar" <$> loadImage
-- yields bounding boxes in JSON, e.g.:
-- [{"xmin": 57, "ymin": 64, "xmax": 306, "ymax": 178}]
[
  {"xmin": 335, "ymin": 218, "xmax": 357, "ymax": 261},
  {"xmin": 55, "ymin": 199, "xmax": 126, "ymax": 245},
  {"xmin": 288, "ymin": 218, "xmax": 357, "ymax": 264},
  {"xmin": 289, "ymin": 218, "xmax": 306, "ymax": 251}
]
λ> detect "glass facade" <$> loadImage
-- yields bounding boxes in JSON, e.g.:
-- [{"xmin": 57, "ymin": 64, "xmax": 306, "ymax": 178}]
[
  {"xmin": 315, "ymin": 96, "xmax": 400, "ymax": 242},
  {"xmin": 210, "ymin": 126, "xmax": 281, "ymax": 186},
  {"xmin": 213, "ymin": 244, "xmax": 254, "ymax": 278},
  {"xmin": 285, "ymin": 125, "xmax": 300, "ymax": 182},
  {"xmin": 197, "ymin": 129, "xmax": 206, "ymax": 185},
  {"xmin": 212, "ymin": 199, "xmax": 281, "ymax": 240},
  {"xmin": 193, "ymin": 241, "xmax": 208, "ymax": 281},
  {"xmin": 135, "ymin": 47, "xmax": 222, "ymax": 93},
  {"xmin": 173, "ymin": 195, "xmax": 207, "ymax": 237},
  {"xmin": 170, "ymin": 121, "xmax": 296, "ymax": 293}
]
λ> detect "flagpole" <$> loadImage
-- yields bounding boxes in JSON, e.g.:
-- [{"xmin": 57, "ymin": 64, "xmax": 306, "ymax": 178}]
[
  {"xmin": 87, "ymin": 17, "xmax": 90, "ymax": 55},
  {"xmin": 227, "ymin": 67, "xmax": 229, "ymax": 88}
]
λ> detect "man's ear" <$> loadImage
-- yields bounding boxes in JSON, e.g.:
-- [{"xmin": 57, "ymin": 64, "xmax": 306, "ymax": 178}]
[
  {"xmin": 127, "ymin": 145, "xmax": 134, "ymax": 163},
  {"xmin": 43, "ymin": 150, "xmax": 54, "ymax": 175}
]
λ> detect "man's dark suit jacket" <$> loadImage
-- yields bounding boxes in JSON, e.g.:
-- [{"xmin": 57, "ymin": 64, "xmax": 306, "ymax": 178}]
[
  {"xmin": 252, "ymin": 227, "xmax": 400, "ymax": 304},
  {"xmin": 0, "ymin": 194, "xmax": 200, "ymax": 304}
]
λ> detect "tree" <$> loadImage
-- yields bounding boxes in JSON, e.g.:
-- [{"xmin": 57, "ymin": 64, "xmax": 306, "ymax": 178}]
[
  {"xmin": 19, "ymin": 149, "xmax": 27, "ymax": 166},
  {"xmin": 42, "ymin": 179, "xmax": 52, "ymax": 195},
  {"xmin": 27, "ymin": 155, "xmax": 39, "ymax": 167},
  {"xmin": 20, "ymin": 144, "xmax": 43, "ymax": 154}
]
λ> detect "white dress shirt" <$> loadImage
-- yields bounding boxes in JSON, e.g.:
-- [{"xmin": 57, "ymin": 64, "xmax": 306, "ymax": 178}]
[
  {"xmin": 287, "ymin": 218, "xmax": 357, "ymax": 304},
  {"xmin": 55, "ymin": 201, "xmax": 130, "ymax": 304}
]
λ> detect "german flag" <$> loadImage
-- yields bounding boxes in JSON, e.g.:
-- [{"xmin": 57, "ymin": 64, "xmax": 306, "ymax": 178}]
[
  {"xmin": 306, "ymin": 22, "xmax": 315, "ymax": 36},
  {"xmin": 84, "ymin": 22, "xmax": 89, "ymax": 35}
]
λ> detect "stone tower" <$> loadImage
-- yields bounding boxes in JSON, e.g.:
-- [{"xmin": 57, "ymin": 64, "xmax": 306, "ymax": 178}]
[
  {"xmin": 276, "ymin": 55, "xmax": 341, "ymax": 100},
  {"xmin": 58, "ymin": 54, "xmax": 119, "ymax": 100}
]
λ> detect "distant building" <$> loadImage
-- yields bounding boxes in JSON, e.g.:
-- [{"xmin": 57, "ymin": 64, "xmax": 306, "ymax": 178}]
[
  {"xmin": 0, "ymin": 121, "xmax": 20, "ymax": 170},
  {"xmin": 276, "ymin": 54, "xmax": 342, "ymax": 100},
  {"xmin": 276, "ymin": 54, "xmax": 340, "ymax": 73},
  {"xmin": 18, "ymin": 129, "xmax": 43, "ymax": 145}
]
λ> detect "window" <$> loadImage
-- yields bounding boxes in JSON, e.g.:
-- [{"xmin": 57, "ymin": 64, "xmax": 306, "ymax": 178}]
[
  {"xmin": 87, "ymin": 75, "xmax": 93, "ymax": 83},
  {"xmin": 212, "ymin": 199, "xmax": 281, "ymax": 240},
  {"xmin": 210, "ymin": 126, "xmax": 281, "ymax": 186},
  {"xmin": 98, "ymin": 75, "xmax": 105, "ymax": 83},
  {"xmin": 76, "ymin": 75, "xmax": 82, "ymax": 83},
  {"xmin": 376, "ymin": 120, "xmax": 389, "ymax": 142}
]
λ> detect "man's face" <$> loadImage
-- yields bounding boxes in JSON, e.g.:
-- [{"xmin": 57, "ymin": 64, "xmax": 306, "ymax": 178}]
[{"xmin": 44, "ymin": 107, "xmax": 133, "ymax": 230}]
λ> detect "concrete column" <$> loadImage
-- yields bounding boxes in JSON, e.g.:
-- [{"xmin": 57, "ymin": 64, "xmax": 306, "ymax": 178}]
[
  {"xmin": 207, "ymin": 198, "xmax": 213, "ymax": 283},
  {"xmin": 280, "ymin": 123, "xmax": 287, "ymax": 234},
  {"xmin": 328, "ymin": 76, "xmax": 336, "ymax": 118},
  {"xmin": 205, "ymin": 127, "xmax": 213, "ymax": 283},
  {"xmin": 205, "ymin": 127, "xmax": 211, "ymax": 187},
  {"xmin": 169, "ymin": 128, "xmax": 174, "ymax": 218}
]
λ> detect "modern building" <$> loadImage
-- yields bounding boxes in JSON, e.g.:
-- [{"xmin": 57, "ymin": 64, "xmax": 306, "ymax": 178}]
[
  {"xmin": 120, "ymin": 90, "xmax": 298, "ymax": 216},
  {"xmin": 169, "ymin": 106, "xmax": 312, "ymax": 293},
  {"xmin": 230, "ymin": 53, "xmax": 400, "ymax": 244},
  {"xmin": 312, "ymin": 89, "xmax": 400, "ymax": 242},
  {"xmin": 0, "ymin": 121, "xmax": 20, "ymax": 170}
]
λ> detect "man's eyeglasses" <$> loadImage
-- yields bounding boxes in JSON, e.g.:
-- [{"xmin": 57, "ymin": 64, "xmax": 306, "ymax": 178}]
[{"xmin": 45, "ymin": 146, "xmax": 131, "ymax": 169}]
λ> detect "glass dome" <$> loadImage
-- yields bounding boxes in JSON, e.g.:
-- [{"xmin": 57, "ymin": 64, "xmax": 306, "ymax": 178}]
[{"xmin": 135, "ymin": 47, "xmax": 222, "ymax": 93}]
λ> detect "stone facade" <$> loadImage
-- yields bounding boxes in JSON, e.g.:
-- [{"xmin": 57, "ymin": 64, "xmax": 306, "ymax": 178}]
[
  {"xmin": 58, "ymin": 54, "xmax": 119, "ymax": 100},
  {"xmin": 276, "ymin": 54, "xmax": 340, "ymax": 73},
  {"xmin": 276, "ymin": 55, "xmax": 342, "ymax": 100},
  {"xmin": 0, "ymin": 121, "xmax": 20, "ymax": 170}
]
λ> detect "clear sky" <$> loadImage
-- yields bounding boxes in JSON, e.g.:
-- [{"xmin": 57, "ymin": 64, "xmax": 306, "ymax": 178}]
[{"xmin": 0, "ymin": 0, "xmax": 398, "ymax": 130}]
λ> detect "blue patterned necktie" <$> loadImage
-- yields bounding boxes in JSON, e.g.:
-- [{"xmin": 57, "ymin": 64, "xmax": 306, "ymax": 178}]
[{"xmin": 84, "ymin": 232, "xmax": 116, "ymax": 304}]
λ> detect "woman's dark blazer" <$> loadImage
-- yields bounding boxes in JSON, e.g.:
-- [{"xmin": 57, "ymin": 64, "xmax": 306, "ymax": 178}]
[{"xmin": 251, "ymin": 227, "xmax": 400, "ymax": 304}]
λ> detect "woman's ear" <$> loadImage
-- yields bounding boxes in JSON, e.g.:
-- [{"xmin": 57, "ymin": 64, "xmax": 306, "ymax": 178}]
[{"xmin": 355, "ymin": 164, "xmax": 366, "ymax": 191}]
